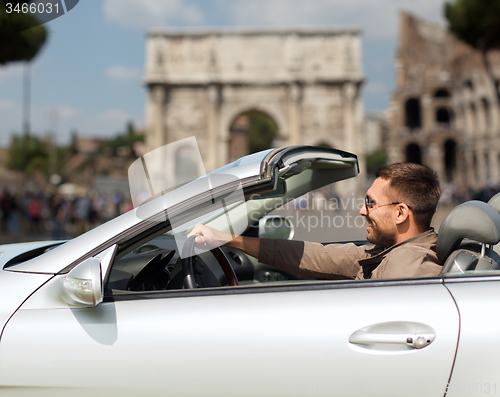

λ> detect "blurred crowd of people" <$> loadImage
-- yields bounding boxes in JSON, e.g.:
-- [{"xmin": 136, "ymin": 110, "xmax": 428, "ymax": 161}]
[
  {"xmin": 0, "ymin": 188, "xmax": 133, "ymax": 242},
  {"xmin": 440, "ymin": 183, "xmax": 500, "ymax": 207},
  {"xmin": 1, "ymin": 181, "xmax": 499, "ymax": 244}
]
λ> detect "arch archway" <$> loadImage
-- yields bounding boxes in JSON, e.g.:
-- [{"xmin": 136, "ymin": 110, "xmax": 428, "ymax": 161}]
[
  {"xmin": 406, "ymin": 143, "xmax": 422, "ymax": 164},
  {"xmin": 405, "ymin": 98, "xmax": 421, "ymax": 129},
  {"xmin": 228, "ymin": 110, "xmax": 278, "ymax": 161},
  {"xmin": 434, "ymin": 88, "xmax": 450, "ymax": 98},
  {"xmin": 470, "ymin": 103, "xmax": 478, "ymax": 132},
  {"xmin": 481, "ymin": 98, "xmax": 491, "ymax": 129},
  {"xmin": 436, "ymin": 108, "xmax": 451, "ymax": 125},
  {"xmin": 444, "ymin": 140, "xmax": 457, "ymax": 183}
]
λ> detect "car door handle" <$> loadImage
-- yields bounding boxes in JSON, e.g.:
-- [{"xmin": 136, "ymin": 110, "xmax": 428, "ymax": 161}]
[{"xmin": 349, "ymin": 330, "xmax": 435, "ymax": 349}]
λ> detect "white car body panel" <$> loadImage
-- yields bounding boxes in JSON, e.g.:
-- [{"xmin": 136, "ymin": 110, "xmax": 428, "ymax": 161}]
[
  {"xmin": 0, "ymin": 270, "xmax": 52, "ymax": 337},
  {"xmin": 444, "ymin": 278, "xmax": 500, "ymax": 397},
  {"xmin": 0, "ymin": 279, "xmax": 458, "ymax": 396},
  {"xmin": 4, "ymin": 146, "xmax": 485, "ymax": 396}
]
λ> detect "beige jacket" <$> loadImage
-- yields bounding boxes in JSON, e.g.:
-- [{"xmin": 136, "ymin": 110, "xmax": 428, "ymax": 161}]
[{"xmin": 258, "ymin": 229, "xmax": 443, "ymax": 280}]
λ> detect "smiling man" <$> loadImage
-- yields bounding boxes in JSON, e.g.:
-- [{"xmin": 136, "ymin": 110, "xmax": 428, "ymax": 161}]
[{"xmin": 189, "ymin": 163, "xmax": 443, "ymax": 280}]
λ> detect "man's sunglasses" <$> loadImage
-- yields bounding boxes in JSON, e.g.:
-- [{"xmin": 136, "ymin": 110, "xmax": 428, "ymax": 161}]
[{"xmin": 364, "ymin": 196, "xmax": 413, "ymax": 212}]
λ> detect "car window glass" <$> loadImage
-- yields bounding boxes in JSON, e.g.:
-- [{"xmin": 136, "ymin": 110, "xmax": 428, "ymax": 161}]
[
  {"xmin": 268, "ymin": 181, "xmax": 366, "ymax": 243},
  {"xmin": 106, "ymin": 180, "xmax": 370, "ymax": 294}
]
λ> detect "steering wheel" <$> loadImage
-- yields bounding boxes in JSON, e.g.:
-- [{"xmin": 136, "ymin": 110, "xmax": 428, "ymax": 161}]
[{"xmin": 181, "ymin": 235, "xmax": 238, "ymax": 289}]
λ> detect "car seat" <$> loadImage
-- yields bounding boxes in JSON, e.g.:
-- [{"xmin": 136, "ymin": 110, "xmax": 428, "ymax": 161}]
[
  {"xmin": 488, "ymin": 192, "xmax": 500, "ymax": 213},
  {"xmin": 437, "ymin": 201, "xmax": 500, "ymax": 275}
]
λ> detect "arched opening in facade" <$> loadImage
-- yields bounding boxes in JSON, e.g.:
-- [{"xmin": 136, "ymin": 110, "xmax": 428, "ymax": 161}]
[
  {"xmin": 406, "ymin": 143, "xmax": 422, "ymax": 164},
  {"xmin": 481, "ymin": 98, "xmax": 491, "ymax": 130},
  {"xmin": 228, "ymin": 110, "xmax": 278, "ymax": 162},
  {"xmin": 434, "ymin": 88, "xmax": 450, "ymax": 98},
  {"xmin": 405, "ymin": 98, "xmax": 421, "ymax": 129},
  {"xmin": 436, "ymin": 108, "xmax": 451, "ymax": 125},
  {"xmin": 444, "ymin": 140, "xmax": 457, "ymax": 183},
  {"xmin": 470, "ymin": 103, "xmax": 477, "ymax": 134}
]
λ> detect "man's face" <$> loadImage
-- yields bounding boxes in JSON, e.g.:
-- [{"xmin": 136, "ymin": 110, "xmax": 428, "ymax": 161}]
[{"xmin": 359, "ymin": 178, "xmax": 398, "ymax": 248}]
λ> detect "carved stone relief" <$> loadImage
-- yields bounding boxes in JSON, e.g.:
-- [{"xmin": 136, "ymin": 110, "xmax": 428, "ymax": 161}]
[
  {"xmin": 302, "ymin": 106, "xmax": 320, "ymax": 130},
  {"xmin": 166, "ymin": 103, "xmax": 207, "ymax": 130},
  {"xmin": 327, "ymin": 106, "xmax": 344, "ymax": 129}
]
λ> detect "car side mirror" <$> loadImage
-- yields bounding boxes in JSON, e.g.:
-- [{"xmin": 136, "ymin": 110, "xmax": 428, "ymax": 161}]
[
  {"xmin": 61, "ymin": 258, "xmax": 103, "ymax": 307},
  {"xmin": 258, "ymin": 215, "xmax": 295, "ymax": 240}
]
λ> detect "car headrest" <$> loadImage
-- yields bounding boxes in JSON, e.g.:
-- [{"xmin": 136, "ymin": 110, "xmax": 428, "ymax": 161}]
[
  {"xmin": 488, "ymin": 192, "xmax": 500, "ymax": 214},
  {"xmin": 437, "ymin": 201, "xmax": 500, "ymax": 261}
]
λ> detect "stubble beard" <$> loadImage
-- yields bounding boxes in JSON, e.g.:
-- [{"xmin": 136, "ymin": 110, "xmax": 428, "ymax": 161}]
[{"xmin": 366, "ymin": 216, "xmax": 397, "ymax": 248}]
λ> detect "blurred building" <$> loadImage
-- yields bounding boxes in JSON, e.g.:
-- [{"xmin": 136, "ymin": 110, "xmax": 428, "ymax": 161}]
[
  {"xmin": 364, "ymin": 113, "xmax": 389, "ymax": 155},
  {"xmin": 62, "ymin": 136, "xmax": 135, "ymax": 199},
  {"xmin": 388, "ymin": 11, "xmax": 500, "ymax": 189},
  {"xmin": 144, "ymin": 27, "xmax": 366, "ymax": 195}
]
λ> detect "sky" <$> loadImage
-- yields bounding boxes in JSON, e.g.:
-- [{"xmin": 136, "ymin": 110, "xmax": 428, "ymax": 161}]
[{"xmin": 0, "ymin": 0, "xmax": 449, "ymax": 146}]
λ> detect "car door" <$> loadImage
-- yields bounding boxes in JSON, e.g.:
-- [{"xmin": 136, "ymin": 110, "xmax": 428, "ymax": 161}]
[
  {"xmin": 0, "ymin": 277, "xmax": 459, "ymax": 396},
  {"xmin": 443, "ymin": 275, "xmax": 500, "ymax": 397}
]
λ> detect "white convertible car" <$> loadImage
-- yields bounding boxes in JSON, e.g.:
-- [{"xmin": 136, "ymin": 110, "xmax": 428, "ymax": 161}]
[{"xmin": 0, "ymin": 145, "xmax": 499, "ymax": 396}]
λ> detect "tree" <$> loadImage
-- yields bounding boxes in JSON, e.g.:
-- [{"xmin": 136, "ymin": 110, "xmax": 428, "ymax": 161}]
[
  {"xmin": 365, "ymin": 150, "xmax": 388, "ymax": 175},
  {"xmin": 247, "ymin": 111, "xmax": 278, "ymax": 154},
  {"xmin": 444, "ymin": 0, "xmax": 500, "ymax": 82},
  {"xmin": 0, "ymin": 1, "xmax": 48, "ymax": 65},
  {"xmin": 100, "ymin": 121, "xmax": 145, "ymax": 157},
  {"xmin": 6, "ymin": 134, "xmax": 50, "ymax": 175}
]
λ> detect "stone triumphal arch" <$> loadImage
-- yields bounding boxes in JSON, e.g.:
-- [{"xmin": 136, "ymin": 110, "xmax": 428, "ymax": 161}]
[{"xmin": 144, "ymin": 28, "xmax": 365, "ymax": 178}]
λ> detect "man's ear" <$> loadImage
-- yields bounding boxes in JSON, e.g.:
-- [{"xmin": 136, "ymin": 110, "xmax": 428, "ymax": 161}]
[{"xmin": 394, "ymin": 204, "xmax": 410, "ymax": 225}]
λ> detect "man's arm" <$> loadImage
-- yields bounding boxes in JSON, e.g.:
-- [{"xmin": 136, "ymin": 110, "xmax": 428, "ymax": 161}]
[
  {"xmin": 188, "ymin": 224, "xmax": 365, "ymax": 280},
  {"xmin": 188, "ymin": 224, "xmax": 260, "ymax": 259}
]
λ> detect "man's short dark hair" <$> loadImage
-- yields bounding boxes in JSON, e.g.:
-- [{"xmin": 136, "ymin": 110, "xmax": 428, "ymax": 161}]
[{"xmin": 376, "ymin": 163, "xmax": 441, "ymax": 231}]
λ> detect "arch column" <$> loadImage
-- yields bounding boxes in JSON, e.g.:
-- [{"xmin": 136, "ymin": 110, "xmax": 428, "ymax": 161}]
[
  {"xmin": 341, "ymin": 82, "xmax": 363, "ymax": 195},
  {"xmin": 288, "ymin": 83, "xmax": 302, "ymax": 145},
  {"xmin": 463, "ymin": 146, "xmax": 476, "ymax": 188},
  {"xmin": 388, "ymin": 144, "xmax": 404, "ymax": 164},
  {"xmin": 342, "ymin": 82, "xmax": 357, "ymax": 154},
  {"xmin": 488, "ymin": 147, "xmax": 500, "ymax": 184},
  {"xmin": 476, "ymin": 148, "xmax": 487, "ymax": 187},
  {"xmin": 478, "ymin": 100, "xmax": 487, "ymax": 136},
  {"xmin": 454, "ymin": 143, "xmax": 466, "ymax": 187},
  {"xmin": 207, "ymin": 84, "xmax": 221, "ymax": 172},
  {"xmin": 463, "ymin": 105, "xmax": 472, "ymax": 137},
  {"xmin": 421, "ymin": 94, "xmax": 432, "ymax": 131},
  {"xmin": 147, "ymin": 84, "xmax": 167, "ymax": 151},
  {"xmin": 427, "ymin": 143, "xmax": 445, "ymax": 184},
  {"xmin": 489, "ymin": 147, "xmax": 500, "ymax": 185}
]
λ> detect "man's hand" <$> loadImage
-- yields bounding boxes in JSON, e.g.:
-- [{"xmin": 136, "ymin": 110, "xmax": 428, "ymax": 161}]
[
  {"xmin": 188, "ymin": 224, "xmax": 261, "ymax": 259},
  {"xmin": 188, "ymin": 224, "xmax": 233, "ymax": 250}
]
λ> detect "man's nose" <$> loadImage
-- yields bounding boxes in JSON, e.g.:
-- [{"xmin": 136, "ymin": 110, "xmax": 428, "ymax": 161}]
[{"xmin": 359, "ymin": 205, "xmax": 367, "ymax": 216}]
